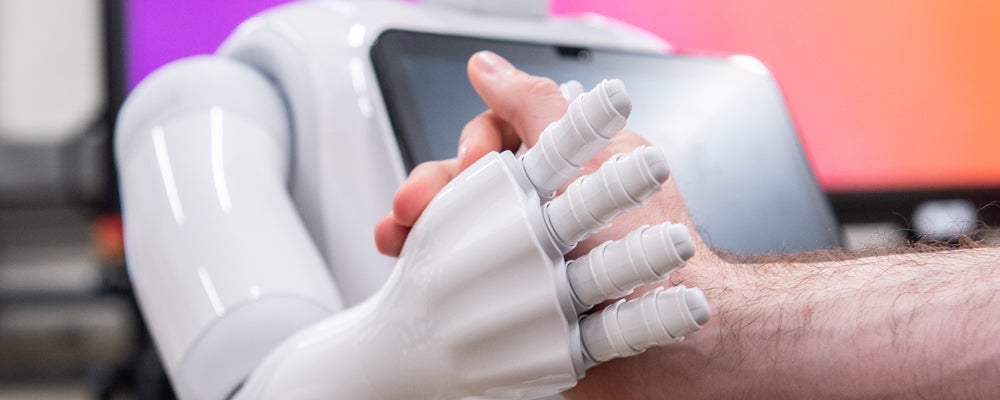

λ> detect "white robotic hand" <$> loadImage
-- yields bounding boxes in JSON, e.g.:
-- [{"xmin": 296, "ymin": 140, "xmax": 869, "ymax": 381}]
[{"xmin": 236, "ymin": 80, "xmax": 710, "ymax": 399}]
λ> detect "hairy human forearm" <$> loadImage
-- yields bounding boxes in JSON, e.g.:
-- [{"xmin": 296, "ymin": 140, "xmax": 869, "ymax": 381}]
[{"xmin": 569, "ymin": 247, "xmax": 1000, "ymax": 399}]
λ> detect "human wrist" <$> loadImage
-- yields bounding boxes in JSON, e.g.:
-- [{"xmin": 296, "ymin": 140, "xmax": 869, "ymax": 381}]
[{"xmin": 565, "ymin": 253, "xmax": 758, "ymax": 399}]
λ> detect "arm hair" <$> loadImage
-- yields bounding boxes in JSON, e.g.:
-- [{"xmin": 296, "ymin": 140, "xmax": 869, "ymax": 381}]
[{"xmin": 569, "ymin": 245, "xmax": 1000, "ymax": 399}]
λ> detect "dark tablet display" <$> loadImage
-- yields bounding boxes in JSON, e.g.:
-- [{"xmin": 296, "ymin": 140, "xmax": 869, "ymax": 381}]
[{"xmin": 371, "ymin": 29, "xmax": 840, "ymax": 254}]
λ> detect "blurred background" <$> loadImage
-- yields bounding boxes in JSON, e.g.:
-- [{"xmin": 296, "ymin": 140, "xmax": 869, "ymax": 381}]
[{"xmin": 1, "ymin": 0, "xmax": 997, "ymax": 398}]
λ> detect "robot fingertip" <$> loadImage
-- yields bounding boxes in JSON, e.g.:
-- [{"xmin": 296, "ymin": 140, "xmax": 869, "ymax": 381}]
[
  {"xmin": 638, "ymin": 146, "xmax": 670, "ymax": 183},
  {"xmin": 601, "ymin": 79, "xmax": 632, "ymax": 118},
  {"xmin": 667, "ymin": 223, "xmax": 695, "ymax": 261}
]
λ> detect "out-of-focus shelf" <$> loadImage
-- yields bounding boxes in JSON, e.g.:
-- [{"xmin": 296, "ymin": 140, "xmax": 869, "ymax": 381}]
[
  {"xmin": 0, "ymin": 204, "xmax": 137, "ymax": 393},
  {"xmin": 0, "ymin": 243, "xmax": 102, "ymax": 295}
]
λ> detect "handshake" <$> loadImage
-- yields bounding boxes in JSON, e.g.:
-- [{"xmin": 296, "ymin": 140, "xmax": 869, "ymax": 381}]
[
  {"xmin": 240, "ymin": 79, "xmax": 711, "ymax": 399},
  {"xmin": 400, "ymin": 77, "xmax": 712, "ymax": 369}
]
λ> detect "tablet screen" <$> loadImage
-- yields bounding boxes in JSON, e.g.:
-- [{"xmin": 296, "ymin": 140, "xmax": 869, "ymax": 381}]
[{"xmin": 371, "ymin": 29, "xmax": 840, "ymax": 254}]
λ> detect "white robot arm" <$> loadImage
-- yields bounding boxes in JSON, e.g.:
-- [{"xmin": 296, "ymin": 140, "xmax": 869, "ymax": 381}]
[
  {"xmin": 115, "ymin": 1, "xmax": 710, "ymax": 398},
  {"xmin": 116, "ymin": 56, "xmax": 345, "ymax": 399},
  {"xmin": 119, "ymin": 58, "xmax": 708, "ymax": 397}
]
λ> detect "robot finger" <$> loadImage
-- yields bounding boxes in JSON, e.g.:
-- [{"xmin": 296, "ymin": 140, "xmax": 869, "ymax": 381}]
[
  {"xmin": 578, "ymin": 285, "xmax": 710, "ymax": 369},
  {"xmin": 544, "ymin": 146, "xmax": 670, "ymax": 252},
  {"xmin": 565, "ymin": 222, "xmax": 695, "ymax": 312},
  {"xmin": 559, "ymin": 79, "xmax": 586, "ymax": 102},
  {"xmin": 520, "ymin": 79, "xmax": 631, "ymax": 198}
]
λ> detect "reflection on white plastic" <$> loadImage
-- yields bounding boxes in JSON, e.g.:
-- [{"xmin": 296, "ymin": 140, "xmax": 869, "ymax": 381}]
[
  {"xmin": 348, "ymin": 57, "xmax": 373, "ymax": 118},
  {"xmin": 117, "ymin": 55, "xmax": 350, "ymax": 398},
  {"xmin": 347, "ymin": 23, "xmax": 366, "ymax": 48},
  {"xmin": 210, "ymin": 106, "xmax": 233, "ymax": 214},
  {"xmin": 198, "ymin": 267, "xmax": 225, "ymax": 317},
  {"xmin": 151, "ymin": 126, "xmax": 185, "ymax": 225},
  {"xmin": 729, "ymin": 54, "xmax": 769, "ymax": 77}
]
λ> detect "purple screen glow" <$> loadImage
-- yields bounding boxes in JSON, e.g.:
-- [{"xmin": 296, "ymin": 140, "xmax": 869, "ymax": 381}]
[{"xmin": 126, "ymin": 0, "xmax": 595, "ymax": 89}]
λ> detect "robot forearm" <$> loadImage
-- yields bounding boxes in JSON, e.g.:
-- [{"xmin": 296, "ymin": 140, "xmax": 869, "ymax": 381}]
[{"xmin": 115, "ymin": 56, "xmax": 343, "ymax": 399}]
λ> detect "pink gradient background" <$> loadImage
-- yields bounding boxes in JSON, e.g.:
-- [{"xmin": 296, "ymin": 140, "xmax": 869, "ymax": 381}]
[{"xmin": 127, "ymin": 0, "xmax": 1000, "ymax": 193}]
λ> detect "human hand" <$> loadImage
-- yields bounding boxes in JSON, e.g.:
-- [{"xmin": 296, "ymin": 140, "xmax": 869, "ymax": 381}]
[
  {"xmin": 376, "ymin": 52, "xmax": 1000, "ymax": 400},
  {"xmin": 375, "ymin": 51, "xmax": 709, "ymax": 262},
  {"xmin": 374, "ymin": 51, "xmax": 725, "ymax": 399}
]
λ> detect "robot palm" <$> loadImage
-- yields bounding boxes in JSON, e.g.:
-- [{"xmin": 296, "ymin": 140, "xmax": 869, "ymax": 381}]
[{"xmin": 236, "ymin": 80, "xmax": 709, "ymax": 399}]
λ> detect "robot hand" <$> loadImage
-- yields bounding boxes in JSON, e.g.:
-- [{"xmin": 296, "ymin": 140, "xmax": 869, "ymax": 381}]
[{"xmin": 237, "ymin": 80, "xmax": 710, "ymax": 399}]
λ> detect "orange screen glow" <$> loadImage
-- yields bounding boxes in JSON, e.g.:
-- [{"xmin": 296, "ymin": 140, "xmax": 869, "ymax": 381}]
[{"xmin": 553, "ymin": 0, "xmax": 1000, "ymax": 193}]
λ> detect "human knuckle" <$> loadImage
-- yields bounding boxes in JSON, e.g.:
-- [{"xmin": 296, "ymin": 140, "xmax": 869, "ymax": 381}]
[{"xmin": 521, "ymin": 76, "xmax": 561, "ymax": 98}]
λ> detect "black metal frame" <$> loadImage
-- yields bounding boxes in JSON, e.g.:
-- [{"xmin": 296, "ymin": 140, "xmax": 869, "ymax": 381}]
[{"xmin": 830, "ymin": 188, "xmax": 1000, "ymax": 226}]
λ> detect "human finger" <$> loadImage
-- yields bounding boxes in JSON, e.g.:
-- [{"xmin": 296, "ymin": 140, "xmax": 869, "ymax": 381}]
[
  {"xmin": 374, "ymin": 213, "xmax": 410, "ymax": 257},
  {"xmin": 391, "ymin": 158, "xmax": 461, "ymax": 228},
  {"xmin": 457, "ymin": 111, "xmax": 520, "ymax": 171},
  {"xmin": 467, "ymin": 51, "xmax": 568, "ymax": 147}
]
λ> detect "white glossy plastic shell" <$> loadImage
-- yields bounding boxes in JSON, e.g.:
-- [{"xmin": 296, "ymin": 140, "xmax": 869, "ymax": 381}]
[
  {"xmin": 567, "ymin": 222, "xmax": 693, "ymax": 309},
  {"xmin": 579, "ymin": 285, "xmax": 710, "ymax": 366},
  {"xmin": 521, "ymin": 79, "xmax": 631, "ymax": 198},
  {"xmin": 424, "ymin": 0, "xmax": 550, "ymax": 17},
  {"xmin": 237, "ymin": 152, "xmax": 582, "ymax": 399},
  {"xmin": 231, "ymin": 76, "xmax": 708, "ymax": 398},
  {"xmin": 115, "ymin": 57, "xmax": 343, "ymax": 400},
  {"xmin": 545, "ymin": 146, "xmax": 670, "ymax": 250}
]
